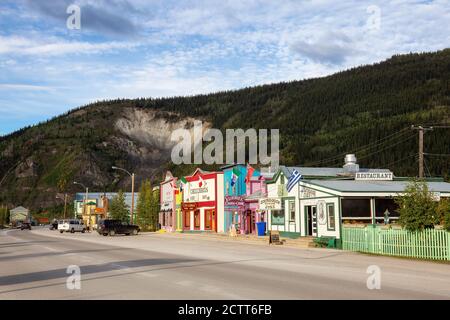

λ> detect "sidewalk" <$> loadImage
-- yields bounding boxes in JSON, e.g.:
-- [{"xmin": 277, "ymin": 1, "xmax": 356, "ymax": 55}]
[{"xmin": 157, "ymin": 230, "xmax": 316, "ymax": 248}]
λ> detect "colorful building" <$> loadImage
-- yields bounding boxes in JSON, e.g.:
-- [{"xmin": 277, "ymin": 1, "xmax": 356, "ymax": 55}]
[
  {"xmin": 159, "ymin": 171, "xmax": 177, "ymax": 232},
  {"xmin": 222, "ymin": 164, "xmax": 270, "ymax": 234},
  {"xmin": 181, "ymin": 168, "xmax": 224, "ymax": 232},
  {"xmin": 74, "ymin": 192, "xmax": 137, "ymax": 228},
  {"xmin": 263, "ymin": 154, "xmax": 450, "ymax": 240}
]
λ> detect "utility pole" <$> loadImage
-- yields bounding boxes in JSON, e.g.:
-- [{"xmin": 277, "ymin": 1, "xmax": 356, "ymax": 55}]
[
  {"xmin": 411, "ymin": 125, "xmax": 433, "ymax": 178},
  {"xmin": 112, "ymin": 166, "xmax": 136, "ymax": 224}
]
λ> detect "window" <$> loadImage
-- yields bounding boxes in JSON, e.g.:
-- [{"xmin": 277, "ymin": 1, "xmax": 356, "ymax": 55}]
[
  {"xmin": 341, "ymin": 199, "xmax": 371, "ymax": 218},
  {"xmin": 375, "ymin": 198, "xmax": 400, "ymax": 219},
  {"xmin": 288, "ymin": 200, "xmax": 295, "ymax": 222},
  {"xmin": 271, "ymin": 210, "xmax": 285, "ymax": 225},
  {"xmin": 327, "ymin": 203, "xmax": 336, "ymax": 231}
]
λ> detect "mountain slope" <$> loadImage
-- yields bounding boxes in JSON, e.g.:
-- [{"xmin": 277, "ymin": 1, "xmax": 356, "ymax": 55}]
[{"xmin": 1, "ymin": 49, "xmax": 450, "ymax": 210}]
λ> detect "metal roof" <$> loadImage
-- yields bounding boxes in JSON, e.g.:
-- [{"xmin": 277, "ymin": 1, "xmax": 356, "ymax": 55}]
[
  {"xmin": 304, "ymin": 180, "xmax": 450, "ymax": 193},
  {"xmin": 280, "ymin": 166, "xmax": 391, "ymax": 178}
]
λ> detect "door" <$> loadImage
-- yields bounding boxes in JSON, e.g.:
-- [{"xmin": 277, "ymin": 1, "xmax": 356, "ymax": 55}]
[
  {"xmin": 212, "ymin": 210, "xmax": 217, "ymax": 232},
  {"xmin": 184, "ymin": 211, "xmax": 190, "ymax": 230},
  {"xmin": 205, "ymin": 210, "xmax": 212, "ymax": 230},
  {"xmin": 305, "ymin": 206, "xmax": 318, "ymax": 236},
  {"xmin": 194, "ymin": 210, "xmax": 201, "ymax": 230}
]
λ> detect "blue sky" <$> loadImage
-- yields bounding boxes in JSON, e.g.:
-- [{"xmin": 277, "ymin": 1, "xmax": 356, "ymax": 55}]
[{"xmin": 0, "ymin": 0, "xmax": 449, "ymax": 135}]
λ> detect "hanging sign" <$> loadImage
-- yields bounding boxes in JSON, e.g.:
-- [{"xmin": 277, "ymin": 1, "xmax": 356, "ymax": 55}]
[{"xmin": 259, "ymin": 198, "xmax": 281, "ymax": 210}]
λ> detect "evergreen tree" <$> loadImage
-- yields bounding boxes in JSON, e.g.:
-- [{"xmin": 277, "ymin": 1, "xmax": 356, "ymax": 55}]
[
  {"xmin": 0, "ymin": 206, "xmax": 7, "ymax": 227},
  {"xmin": 396, "ymin": 180, "xmax": 439, "ymax": 231},
  {"xmin": 136, "ymin": 179, "xmax": 159, "ymax": 231},
  {"xmin": 109, "ymin": 190, "xmax": 129, "ymax": 222}
]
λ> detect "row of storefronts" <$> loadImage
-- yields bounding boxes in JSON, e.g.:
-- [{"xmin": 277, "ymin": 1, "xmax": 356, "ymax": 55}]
[{"xmin": 160, "ymin": 155, "xmax": 450, "ymax": 239}]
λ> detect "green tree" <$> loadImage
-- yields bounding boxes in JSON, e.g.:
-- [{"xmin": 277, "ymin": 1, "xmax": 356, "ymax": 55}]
[
  {"xmin": 396, "ymin": 180, "xmax": 439, "ymax": 231},
  {"xmin": 109, "ymin": 190, "xmax": 129, "ymax": 222},
  {"xmin": 136, "ymin": 179, "xmax": 160, "ymax": 231},
  {"xmin": 0, "ymin": 206, "xmax": 7, "ymax": 227},
  {"xmin": 436, "ymin": 198, "xmax": 450, "ymax": 231}
]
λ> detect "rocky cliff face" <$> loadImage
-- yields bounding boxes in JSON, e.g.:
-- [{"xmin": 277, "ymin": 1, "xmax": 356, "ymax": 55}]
[{"xmin": 0, "ymin": 106, "xmax": 209, "ymax": 210}]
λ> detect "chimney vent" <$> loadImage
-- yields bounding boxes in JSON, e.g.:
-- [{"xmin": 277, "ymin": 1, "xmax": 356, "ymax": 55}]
[{"xmin": 343, "ymin": 154, "xmax": 359, "ymax": 173}]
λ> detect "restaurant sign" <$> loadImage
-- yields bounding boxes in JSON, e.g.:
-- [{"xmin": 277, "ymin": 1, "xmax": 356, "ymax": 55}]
[
  {"xmin": 259, "ymin": 198, "xmax": 281, "ymax": 210},
  {"xmin": 355, "ymin": 171, "xmax": 393, "ymax": 181}
]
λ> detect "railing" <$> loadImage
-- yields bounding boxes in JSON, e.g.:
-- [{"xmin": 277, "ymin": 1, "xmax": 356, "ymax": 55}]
[{"xmin": 342, "ymin": 225, "xmax": 450, "ymax": 261}]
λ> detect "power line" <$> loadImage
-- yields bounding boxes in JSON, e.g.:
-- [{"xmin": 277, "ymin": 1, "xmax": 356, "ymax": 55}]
[
  {"xmin": 424, "ymin": 153, "xmax": 450, "ymax": 157},
  {"xmin": 383, "ymin": 154, "xmax": 418, "ymax": 169},
  {"xmin": 356, "ymin": 133, "xmax": 416, "ymax": 161},
  {"xmin": 423, "ymin": 157, "xmax": 432, "ymax": 178},
  {"xmin": 306, "ymin": 127, "xmax": 411, "ymax": 167}
]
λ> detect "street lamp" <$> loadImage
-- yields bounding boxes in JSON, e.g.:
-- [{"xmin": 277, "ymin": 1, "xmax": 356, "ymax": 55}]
[
  {"xmin": 112, "ymin": 166, "xmax": 135, "ymax": 224},
  {"xmin": 55, "ymin": 193, "xmax": 68, "ymax": 219},
  {"xmin": 73, "ymin": 181, "xmax": 90, "ymax": 229}
]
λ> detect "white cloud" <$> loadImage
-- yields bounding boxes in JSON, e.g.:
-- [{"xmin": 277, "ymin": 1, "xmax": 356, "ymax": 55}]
[{"xmin": 1, "ymin": 0, "xmax": 450, "ymax": 134}]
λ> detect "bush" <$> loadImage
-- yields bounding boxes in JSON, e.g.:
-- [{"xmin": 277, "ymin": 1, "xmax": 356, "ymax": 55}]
[
  {"xmin": 395, "ymin": 180, "xmax": 439, "ymax": 232},
  {"xmin": 436, "ymin": 198, "xmax": 450, "ymax": 231}
]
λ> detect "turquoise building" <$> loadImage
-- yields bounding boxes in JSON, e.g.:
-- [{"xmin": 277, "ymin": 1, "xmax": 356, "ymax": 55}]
[{"xmin": 222, "ymin": 164, "xmax": 259, "ymax": 233}]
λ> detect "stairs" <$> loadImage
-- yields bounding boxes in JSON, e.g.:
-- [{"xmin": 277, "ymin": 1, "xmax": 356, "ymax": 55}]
[{"xmin": 282, "ymin": 236, "xmax": 316, "ymax": 248}]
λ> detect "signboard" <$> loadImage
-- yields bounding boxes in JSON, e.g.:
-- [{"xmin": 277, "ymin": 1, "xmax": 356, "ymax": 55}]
[
  {"xmin": 259, "ymin": 198, "xmax": 281, "ymax": 210},
  {"xmin": 299, "ymin": 187, "xmax": 316, "ymax": 198},
  {"xmin": 269, "ymin": 230, "xmax": 282, "ymax": 245},
  {"xmin": 355, "ymin": 172, "xmax": 393, "ymax": 181},
  {"xmin": 181, "ymin": 202, "xmax": 198, "ymax": 211},
  {"xmin": 225, "ymin": 196, "xmax": 245, "ymax": 207}
]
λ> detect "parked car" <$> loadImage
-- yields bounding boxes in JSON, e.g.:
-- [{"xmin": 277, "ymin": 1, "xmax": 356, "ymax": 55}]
[
  {"xmin": 58, "ymin": 219, "xmax": 86, "ymax": 233},
  {"xmin": 20, "ymin": 222, "xmax": 32, "ymax": 230},
  {"xmin": 97, "ymin": 219, "xmax": 140, "ymax": 236}
]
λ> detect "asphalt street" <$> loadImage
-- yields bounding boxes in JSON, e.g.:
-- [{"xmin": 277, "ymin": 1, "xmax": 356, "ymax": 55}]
[{"xmin": 0, "ymin": 227, "xmax": 449, "ymax": 299}]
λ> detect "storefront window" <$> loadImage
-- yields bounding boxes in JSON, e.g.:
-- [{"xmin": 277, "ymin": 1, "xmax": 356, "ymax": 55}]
[
  {"xmin": 271, "ymin": 209, "xmax": 285, "ymax": 225},
  {"xmin": 288, "ymin": 200, "xmax": 295, "ymax": 222},
  {"xmin": 327, "ymin": 203, "xmax": 335, "ymax": 231},
  {"xmin": 375, "ymin": 198, "xmax": 400, "ymax": 220},
  {"xmin": 342, "ymin": 198, "xmax": 371, "ymax": 218}
]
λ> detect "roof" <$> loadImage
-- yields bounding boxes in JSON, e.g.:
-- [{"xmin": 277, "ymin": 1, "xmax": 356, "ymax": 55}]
[
  {"xmin": 304, "ymin": 180, "xmax": 450, "ymax": 193},
  {"xmin": 10, "ymin": 206, "xmax": 29, "ymax": 212},
  {"xmin": 283, "ymin": 166, "xmax": 391, "ymax": 178},
  {"xmin": 246, "ymin": 189, "xmax": 265, "ymax": 200}
]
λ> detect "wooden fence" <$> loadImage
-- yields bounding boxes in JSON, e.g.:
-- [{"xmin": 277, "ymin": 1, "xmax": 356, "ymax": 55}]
[{"xmin": 342, "ymin": 225, "xmax": 450, "ymax": 261}]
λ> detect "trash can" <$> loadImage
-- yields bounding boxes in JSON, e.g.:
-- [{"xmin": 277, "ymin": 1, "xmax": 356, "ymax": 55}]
[{"xmin": 256, "ymin": 222, "xmax": 266, "ymax": 236}]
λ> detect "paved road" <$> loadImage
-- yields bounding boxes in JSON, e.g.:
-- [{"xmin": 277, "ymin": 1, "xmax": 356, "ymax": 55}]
[{"xmin": 0, "ymin": 228, "xmax": 449, "ymax": 299}]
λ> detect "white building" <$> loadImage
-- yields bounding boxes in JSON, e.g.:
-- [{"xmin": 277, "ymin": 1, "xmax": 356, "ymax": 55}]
[{"xmin": 264, "ymin": 155, "xmax": 450, "ymax": 240}]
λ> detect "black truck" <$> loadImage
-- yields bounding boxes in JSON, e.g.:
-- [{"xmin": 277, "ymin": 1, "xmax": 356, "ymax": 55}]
[{"xmin": 97, "ymin": 219, "xmax": 140, "ymax": 236}]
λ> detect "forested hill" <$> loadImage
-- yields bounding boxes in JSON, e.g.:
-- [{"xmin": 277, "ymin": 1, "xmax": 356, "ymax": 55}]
[{"xmin": 1, "ymin": 49, "xmax": 450, "ymax": 210}]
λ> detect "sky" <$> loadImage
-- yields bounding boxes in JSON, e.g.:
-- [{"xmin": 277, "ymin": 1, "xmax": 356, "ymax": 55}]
[{"xmin": 0, "ymin": 0, "xmax": 449, "ymax": 135}]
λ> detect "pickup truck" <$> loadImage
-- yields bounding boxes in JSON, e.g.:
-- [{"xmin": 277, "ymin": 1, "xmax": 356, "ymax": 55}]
[{"xmin": 58, "ymin": 219, "xmax": 86, "ymax": 233}]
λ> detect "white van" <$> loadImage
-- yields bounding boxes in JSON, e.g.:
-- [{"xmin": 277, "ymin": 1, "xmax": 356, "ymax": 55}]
[{"xmin": 58, "ymin": 219, "xmax": 86, "ymax": 233}]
